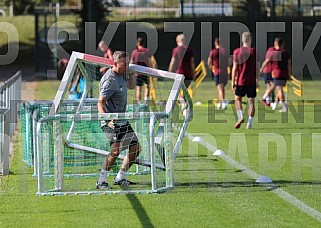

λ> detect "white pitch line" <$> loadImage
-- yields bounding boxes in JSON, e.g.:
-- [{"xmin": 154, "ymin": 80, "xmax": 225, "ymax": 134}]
[{"xmin": 186, "ymin": 132, "xmax": 321, "ymax": 223}]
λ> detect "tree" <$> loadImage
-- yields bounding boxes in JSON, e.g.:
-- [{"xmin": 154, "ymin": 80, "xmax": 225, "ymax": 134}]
[
  {"xmin": 239, "ymin": 0, "xmax": 264, "ymax": 32},
  {"xmin": 9, "ymin": 0, "xmax": 68, "ymax": 15},
  {"xmin": 9, "ymin": 0, "xmax": 34, "ymax": 14},
  {"xmin": 79, "ymin": 0, "xmax": 120, "ymax": 51}
]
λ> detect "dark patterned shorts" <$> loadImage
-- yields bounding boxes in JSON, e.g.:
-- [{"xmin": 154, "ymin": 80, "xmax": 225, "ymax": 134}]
[{"xmin": 102, "ymin": 122, "xmax": 139, "ymax": 147}]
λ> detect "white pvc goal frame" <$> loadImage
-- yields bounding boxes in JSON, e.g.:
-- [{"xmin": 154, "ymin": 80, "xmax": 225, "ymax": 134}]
[{"xmin": 36, "ymin": 51, "xmax": 193, "ymax": 195}]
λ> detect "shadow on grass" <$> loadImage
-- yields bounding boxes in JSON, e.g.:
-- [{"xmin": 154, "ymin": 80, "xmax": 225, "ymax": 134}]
[
  {"xmin": 176, "ymin": 168, "xmax": 238, "ymax": 172},
  {"xmin": 126, "ymin": 194, "xmax": 155, "ymax": 228},
  {"xmin": 175, "ymin": 180, "xmax": 321, "ymax": 190},
  {"xmin": 176, "ymin": 180, "xmax": 260, "ymax": 188},
  {"xmin": 177, "ymin": 154, "xmax": 213, "ymax": 159}
]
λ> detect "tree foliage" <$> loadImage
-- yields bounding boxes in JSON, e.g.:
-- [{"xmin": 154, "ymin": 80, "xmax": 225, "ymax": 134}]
[
  {"xmin": 239, "ymin": 0, "xmax": 265, "ymax": 31},
  {"xmin": 9, "ymin": 0, "xmax": 34, "ymax": 14},
  {"xmin": 8, "ymin": 0, "xmax": 67, "ymax": 15},
  {"xmin": 78, "ymin": 0, "xmax": 121, "ymax": 50}
]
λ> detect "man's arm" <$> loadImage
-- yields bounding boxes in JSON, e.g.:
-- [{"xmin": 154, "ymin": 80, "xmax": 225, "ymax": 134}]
[
  {"xmin": 231, "ymin": 61, "xmax": 237, "ymax": 90},
  {"xmin": 256, "ymin": 61, "xmax": 260, "ymax": 88},
  {"xmin": 260, "ymin": 50, "xmax": 273, "ymax": 73},
  {"xmin": 106, "ymin": 49, "xmax": 113, "ymax": 60},
  {"xmin": 191, "ymin": 57, "xmax": 195, "ymax": 80},
  {"xmin": 207, "ymin": 55, "xmax": 212, "ymax": 71},
  {"xmin": 98, "ymin": 95, "xmax": 115, "ymax": 128},
  {"xmin": 99, "ymin": 66, "xmax": 108, "ymax": 73},
  {"xmin": 127, "ymin": 73, "xmax": 136, "ymax": 90},
  {"xmin": 259, "ymin": 59, "xmax": 269, "ymax": 73},
  {"xmin": 287, "ymin": 58, "xmax": 292, "ymax": 79},
  {"xmin": 129, "ymin": 51, "xmax": 134, "ymax": 64},
  {"xmin": 98, "ymin": 95, "xmax": 107, "ymax": 113},
  {"xmin": 169, "ymin": 57, "xmax": 176, "ymax": 72},
  {"xmin": 146, "ymin": 49, "xmax": 152, "ymax": 68}
]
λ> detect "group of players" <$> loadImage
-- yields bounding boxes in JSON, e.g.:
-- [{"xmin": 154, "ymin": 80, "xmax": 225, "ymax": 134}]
[
  {"xmin": 101, "ymin": 32, "xmax": 291, "ymax": 131},
  {"xmin": 94, "ymin": 32, "xmax": 290, "ymax": 189},
  {"xmin": 208, "ymin": 32, "xmax": 291, "ymax": 129}
]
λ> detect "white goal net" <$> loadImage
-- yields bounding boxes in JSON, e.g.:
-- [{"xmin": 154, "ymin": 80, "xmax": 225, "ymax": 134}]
[{"xmin": 35, "ymin": 51, "xmax": 192, "ymax": 195}]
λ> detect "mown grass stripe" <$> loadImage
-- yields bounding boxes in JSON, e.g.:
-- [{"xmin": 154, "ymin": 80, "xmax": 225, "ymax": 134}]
[{"xmin": 186, "ymin": 132, "xmax": 321, "ymax": 223}]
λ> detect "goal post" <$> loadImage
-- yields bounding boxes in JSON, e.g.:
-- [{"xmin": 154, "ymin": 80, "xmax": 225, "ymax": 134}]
[{"xmin": 32, "ymin": 51, "xmax": 193, "ymax": 195}]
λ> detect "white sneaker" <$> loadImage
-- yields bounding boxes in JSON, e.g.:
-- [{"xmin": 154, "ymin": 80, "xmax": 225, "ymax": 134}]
[
  {"xmin": 221, "ymin": 101, "xmax": 228, "ymax": 110},
  {"xmin": 271, "ymin": 102, "xmax": 277, "ymax": 111},
  {"xmin": 279, "ymin": 108, "xmax": 287, "ymax": 113},
  {"xmin": 180, "ymin": 103, "xmax": 188, "ymax": 117},
  {"xmin": 181, "ymin": 103, "xmax": 187, "ymax": 111},
  {"xmin": 246, "ymin": 124, "xmax": 252, "ymax": 129},
  {"xmin": 96, "ymin": 181, "xmax": 110, "ymax": 189},
  {"xmin": 182, "ymin": 109, "xmax": 188, "ymax": 117},
  {"xmin": 216, "ymin": 102, "xmax": 222, "ymax": 110}
]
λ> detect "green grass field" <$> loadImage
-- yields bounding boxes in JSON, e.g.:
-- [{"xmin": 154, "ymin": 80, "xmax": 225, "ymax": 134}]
[{"xmin": 1, "ymin": 78, "xmax": 321, "ymax": 227}]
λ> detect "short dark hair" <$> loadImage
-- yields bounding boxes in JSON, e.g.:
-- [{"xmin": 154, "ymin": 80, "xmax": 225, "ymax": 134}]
[
  {"xmin": 137, "ymin": 37, "xmax": 145, "ymax": 46},
  {"xmin": 275, "ymin": 37, "xmax": 284, "ymax": 46}
]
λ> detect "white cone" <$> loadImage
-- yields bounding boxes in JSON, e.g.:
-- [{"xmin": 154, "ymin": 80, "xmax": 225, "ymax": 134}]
[
  {"xmin": 255, "ymin": 176, "xmax": 273, "ymax": 184},
  {"xmin": 192, "ymin": 136, "xmax": 201, "ymax": 142},
  {"xmin": 213, "ymin": 149, "xmax": 225, "ymax": 156}
]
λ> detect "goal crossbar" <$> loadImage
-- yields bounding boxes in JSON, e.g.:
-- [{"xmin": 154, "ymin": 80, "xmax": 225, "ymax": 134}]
[{"xmin": 49, "ymin": 51, "xmax": 185, "ymax": 117}]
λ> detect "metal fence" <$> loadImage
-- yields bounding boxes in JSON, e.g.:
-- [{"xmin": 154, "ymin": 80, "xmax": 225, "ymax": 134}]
[
  {"xmin": 0, "ymin": 71, "xmax": 21, "ymax": 175},
  {"xmin": 0, "ymin": 0, "xmax": 13, "ymax": 17},
  {"xmin": 106, "ymin": 1, "xmax": 321, "ymax": 19},
  {"xmin": 34, "ymin": 0, "xmax": 321, "ymax": 21}
]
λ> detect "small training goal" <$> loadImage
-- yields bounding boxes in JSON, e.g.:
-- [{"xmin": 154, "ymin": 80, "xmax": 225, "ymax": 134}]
[{"xmin": 22, "ymin": 51, "xmax": 193, "ymax": 195}]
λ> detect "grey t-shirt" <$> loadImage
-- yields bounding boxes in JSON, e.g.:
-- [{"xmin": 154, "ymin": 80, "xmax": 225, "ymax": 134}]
[{"xmin": 99, "ymin": 68, "xmax": 128, "ymax": 114}]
